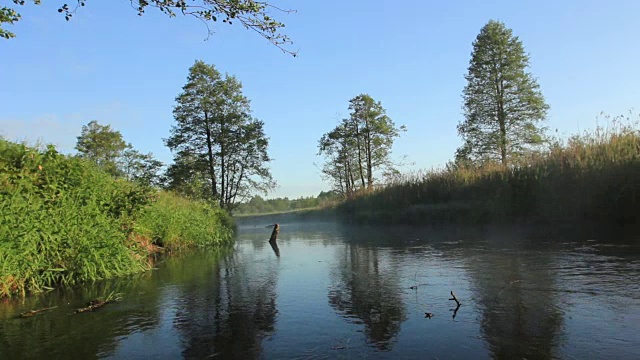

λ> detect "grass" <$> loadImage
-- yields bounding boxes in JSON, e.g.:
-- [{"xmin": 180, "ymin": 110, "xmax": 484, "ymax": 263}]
[
  {"xmin": 0, "ymin": 139, "xmax": 234, "ymax": 299},
  {"xmin": 134, "ymin": 191, "xmax": 235, "ymax": 250},
  {"xmin": 338, "ymin": 114, "xmax": 640, "ymax": 226}
]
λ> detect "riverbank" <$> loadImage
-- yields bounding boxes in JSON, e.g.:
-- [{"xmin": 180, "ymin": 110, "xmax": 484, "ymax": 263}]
[
  {"xmin": 337, "ymin": 118, "xmax": 640, "ymax": 227},
  {"xmin": 0, "ymin": 140, "xmax": 234, "ymax": 299}
]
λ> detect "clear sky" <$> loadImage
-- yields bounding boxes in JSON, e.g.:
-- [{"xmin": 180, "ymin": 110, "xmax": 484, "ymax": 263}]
[{"xmin": 2, "ymin": 0, "xmax": 639, "ymax": 199}]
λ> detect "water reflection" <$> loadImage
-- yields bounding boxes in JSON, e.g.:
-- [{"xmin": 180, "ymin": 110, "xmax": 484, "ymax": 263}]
[
  {"xmin": 147, "ymin": 249, "xmax": 278, "ymax": 359},
  {"xmin": 0, "ymin": 273, "xmax": 163, "ymax": 359},
  {"xmin": 328, "ymin": 243, "xmax": 407, "ymax": 351},
  {"xmin": 465, "ymin": 248, "xmax": 564, "ymax": 359}
]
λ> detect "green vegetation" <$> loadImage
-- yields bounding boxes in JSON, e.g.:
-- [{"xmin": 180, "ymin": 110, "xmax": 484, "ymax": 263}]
[
  {"xmin": 0, "ymin": 139, "xmax": 234, "ymax": 299},
  {"xmin": 75, "ymin": 120, "xmax": 164, "ymax": 187},
  {"xmin": 2, "ymin": 1, "xmax": 297, "ymax": 55},
  {"xmin": 135, "ymin": 191, "xmax": 234, "ymax": 250},
  {"xmin": 338, "ymin": 116, "xmax": 640, "ymax": 226}
]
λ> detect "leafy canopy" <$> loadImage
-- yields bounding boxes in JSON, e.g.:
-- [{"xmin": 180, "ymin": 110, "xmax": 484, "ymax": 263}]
[{"xmin": 2, "ymin": 1, "xmax": 296, "ymax": 55}]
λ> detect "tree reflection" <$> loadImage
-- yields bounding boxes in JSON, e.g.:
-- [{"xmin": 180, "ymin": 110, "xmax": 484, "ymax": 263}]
[
  {"xmin": 172, "ymin": 249, "xmax": 279, "ymax": 359},
  {"xmin": 328, "ymin": 244, "xmax": 407, "ymax": 351},
  {"xmin": 0, "ymin": 273, "xmax": 163, "ymax": 359},
  {"xmin": 466, "ymin": 248, "xmax": 564, "ymax": 359}
]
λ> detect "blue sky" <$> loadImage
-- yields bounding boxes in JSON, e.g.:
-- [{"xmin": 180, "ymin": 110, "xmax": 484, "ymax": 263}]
[{"xmin": 2, "ymin": 0, "xmax": 639, "ymax": 199}]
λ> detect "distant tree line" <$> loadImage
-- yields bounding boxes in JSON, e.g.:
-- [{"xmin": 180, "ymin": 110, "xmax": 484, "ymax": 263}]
[{"xmin": 234, "ymin": 191, "xmax": 340, "ymax": 215}]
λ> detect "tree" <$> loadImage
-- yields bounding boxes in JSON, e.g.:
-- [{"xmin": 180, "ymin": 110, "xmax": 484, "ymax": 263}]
[
  {"xmin": 3, "ymin": 1, "xmax": 296, "ymax": 55},
  {"xmin": 75, "ymin": 120, "xmax": 127, "ymax": 176},
  {"xmin": 120, "ymin": 147, "xmax": 164, "ymax": 187},
  {"xmin": 456, "ymin": 20, "xmax": 549, "ymax": 166},
  {"xmin": 318, "ymin": 94, "xmax": 405, "ymax": 196},
  {"xmin": 165, "ymin": 60, "xmax": 275, "ymax": 210},
  {"xmin": 348, "ymin": 94, "xmax": 405, "ymax": 190}
]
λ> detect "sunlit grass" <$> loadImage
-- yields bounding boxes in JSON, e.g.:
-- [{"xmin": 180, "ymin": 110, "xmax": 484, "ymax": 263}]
[{"xmin": 0, "ymin": 140, "xmax": 234, "ymax": 298}]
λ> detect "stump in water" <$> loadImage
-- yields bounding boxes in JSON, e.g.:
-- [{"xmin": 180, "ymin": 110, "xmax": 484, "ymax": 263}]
[
  {"xmin": 267, "ymin": 223, "xmax": 280, "ymax": 257},
  {"xmin": 269, "ymin": 223, "xmax": 280, "ymax": 242}
]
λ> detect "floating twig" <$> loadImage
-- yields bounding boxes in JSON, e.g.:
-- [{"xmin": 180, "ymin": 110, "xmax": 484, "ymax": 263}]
[
  {"xmin": 449, "ymin": 291, "xmax": 461, "ymax": 306},
  {"xmin": 74, "ymin": 292, "xmax": 122, "ymax": 314},
  {"xmin": 19, "ymin": 306, "xmax": 58, "ymax": 318},
  {"xmin": 424, "ymin": 312, "xmax": 434, "ymax": 319}
]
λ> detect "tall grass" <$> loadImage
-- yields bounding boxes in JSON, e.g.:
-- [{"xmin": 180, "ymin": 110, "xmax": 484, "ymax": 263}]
[
  {"xmin": 0, "ymin": 140, "xmax": 234, "ymax": 298},
  {"xmin": 134, "ymin": 191, "xmax": 234, "ymax": 250},
  {"xmin": 339, "ymin": 115, "xmax": 640, "ymax": 226}
]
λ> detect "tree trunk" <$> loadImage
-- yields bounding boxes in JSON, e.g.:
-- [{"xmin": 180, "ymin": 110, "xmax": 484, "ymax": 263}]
[
  {"xmin": 353, "ymin": 118, "xmax": 366, "ymax": 190},
  {"xmin": 220, "ymin": 117, "xmax": 226, "ymax": 208},
  {"xmin": 494, "ymin": 71, "xmax": 507, "ymax": 166},
  {"xmin": 205, "ymin": 112, "xmax": 218, "ymax": 199},
  {"xmin": 364, "ymin": 117, "xmax": 373, "ymax": 191}
]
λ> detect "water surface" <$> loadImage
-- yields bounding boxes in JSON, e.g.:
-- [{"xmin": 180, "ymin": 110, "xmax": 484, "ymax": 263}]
[{"xmin": 1, "ymin": 221, "xmax": 639, "ymax": 359}]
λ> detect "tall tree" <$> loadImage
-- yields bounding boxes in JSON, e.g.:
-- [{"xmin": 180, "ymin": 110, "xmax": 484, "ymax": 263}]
[
  {"xmin": 165, "ymin": 60, "xmax": 275, "ymax": 210},
  {"xmin": 2, "ymin": 1, "xmax": 296, "ymax": 55},
  {"xmin": 456, "ymin": 20, "xmax": 549, "ymax": 166},
  {"xmin": 348, "ymin": 94, "xmax": 405, "ymax": 190},
  {"xmin": 318, "ymin": 95, "xmax": 405, "ymax": 196},
  {"xmin": 75, "ymin": 120, "xmax": 127, "ymax": 176}
]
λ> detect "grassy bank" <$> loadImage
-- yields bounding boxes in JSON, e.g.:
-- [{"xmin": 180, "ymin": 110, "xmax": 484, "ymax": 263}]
[
  {"xmin": 339, "ymin": 118, "xmax": 640, "ymax": 226},
  {"xmin": 0, "ymin": 140, "xmax": 234, "ymax": 298}
]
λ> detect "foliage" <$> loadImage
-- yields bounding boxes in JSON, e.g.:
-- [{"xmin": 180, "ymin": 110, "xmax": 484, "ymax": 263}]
[
  {"xmin": 318, "ymin": 94, "xmax": 405, "ymax": 197},
  {"xmin": 75, "ymin": 120, "xmax": 164, "ymax": 187},
  {"xmin": 339, "ymin": 114, "xmax": 640, "ymax": 226},
  {"xmin": 0, "ymin": 139, "xmax": 234, "ymax": 299},
  {"xmin": 75, "ymin": 120, "xmax": 128, "ymax": 177},
  {"xmin": 2, "ymin": 0, "xmax": 297, "ymax": 55},
  {"xmin": 457, "ymin": 20, "xmax": 549, "ymax": 166},
  {"xmin": 165, "ymin": 60, "xmax": 275, "ymax": 210},
  {"xmin": 120, "ymin": 147, "xmax": 164, "ymax": 187}
]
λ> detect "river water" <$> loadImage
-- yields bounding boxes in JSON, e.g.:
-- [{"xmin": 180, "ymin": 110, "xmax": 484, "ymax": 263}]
[{"xmin": 1, "ymin": 221, "xmax": 639, "ymax": 359}]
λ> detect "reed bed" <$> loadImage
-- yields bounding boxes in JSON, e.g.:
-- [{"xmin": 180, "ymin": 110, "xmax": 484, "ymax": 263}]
[{"xmin": 339, "ymin": 115, "xmax": 640, "ymax": 226}]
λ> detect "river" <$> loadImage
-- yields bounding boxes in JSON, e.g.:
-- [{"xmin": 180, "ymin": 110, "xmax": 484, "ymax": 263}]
[{"xmin": 1, "ymin": 220, "xmax": 639, "ymax": 359}]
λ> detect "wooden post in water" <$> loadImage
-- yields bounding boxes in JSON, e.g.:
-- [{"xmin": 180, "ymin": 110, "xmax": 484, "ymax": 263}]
[
  {"xmin": 269, "ymin": 223, "xmax": 280, "ymax": 242},
  {"xmin": 267, "ymin": 223, "xmax": 280, "ymax": 256}
]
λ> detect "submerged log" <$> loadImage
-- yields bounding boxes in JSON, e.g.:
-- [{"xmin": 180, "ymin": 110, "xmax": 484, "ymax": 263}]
[{"xmin": 19, "ymin": 306, "xmax": 57, "ymax": 318}]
